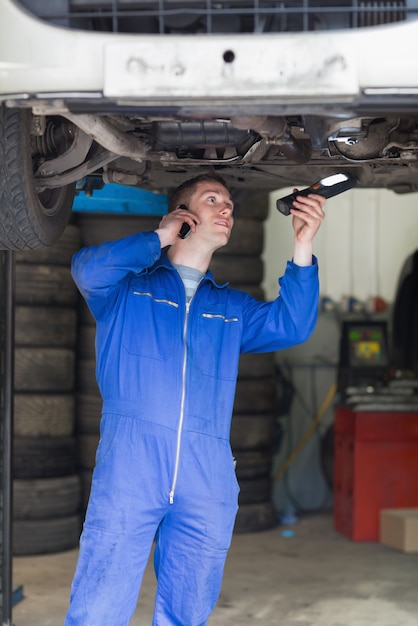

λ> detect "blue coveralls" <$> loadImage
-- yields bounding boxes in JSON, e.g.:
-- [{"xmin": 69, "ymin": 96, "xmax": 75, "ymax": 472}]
[{"xmin": 64, "ymin": 231, "xmax": 319, "ymax": 626}]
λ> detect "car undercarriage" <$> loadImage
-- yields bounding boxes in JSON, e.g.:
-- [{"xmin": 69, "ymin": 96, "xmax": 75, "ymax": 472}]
[{"xmin": 2, "ymin": 0, "xmax": 418, "ymax": 248}]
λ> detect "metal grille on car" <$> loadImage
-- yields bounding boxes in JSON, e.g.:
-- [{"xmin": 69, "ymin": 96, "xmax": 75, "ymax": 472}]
[{"xmin": 19, "ymin": 0, "xmax": 416, "ymax": 34}]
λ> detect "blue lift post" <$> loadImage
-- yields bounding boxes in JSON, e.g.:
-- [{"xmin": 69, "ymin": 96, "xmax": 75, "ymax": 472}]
[
  {"xmin": 0, "ymin": 250, "xmax": 14, "ymax": 626},
  {"xmin": 72, "ymin": 183, "xmax": 169, "ymax": 215}
]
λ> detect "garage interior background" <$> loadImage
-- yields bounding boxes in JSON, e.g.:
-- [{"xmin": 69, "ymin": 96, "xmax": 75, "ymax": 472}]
[{"xmin": 263, "ymin": 187, "xmax": 418, "ymax": 514}]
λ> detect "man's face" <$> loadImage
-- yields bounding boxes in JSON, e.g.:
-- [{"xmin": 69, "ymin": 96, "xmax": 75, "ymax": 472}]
[{"xmin": 189, "ymin": 181, "xmax": 234, "ymax": 247}]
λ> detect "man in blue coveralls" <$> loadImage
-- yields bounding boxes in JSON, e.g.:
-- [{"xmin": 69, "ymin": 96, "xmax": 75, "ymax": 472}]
[{"xmin": 65, "ymin": 173, "xmax": 326, "ymax": 626}]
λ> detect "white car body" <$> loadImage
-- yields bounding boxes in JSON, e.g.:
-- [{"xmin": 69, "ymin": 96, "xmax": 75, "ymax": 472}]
[{"xmin": 1, "ymin": 0, "xmax": 418, "ymax": 248}]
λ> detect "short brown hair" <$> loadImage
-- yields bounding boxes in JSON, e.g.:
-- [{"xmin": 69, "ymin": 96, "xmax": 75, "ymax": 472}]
[{"xmin": 168, "ymin": 173, "xmax": 229, "ymax": 213}]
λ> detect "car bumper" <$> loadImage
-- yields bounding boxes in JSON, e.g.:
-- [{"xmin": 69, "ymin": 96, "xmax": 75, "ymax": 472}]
[{"xmin": 2, "ymin": 0, "xmax": 418, "ymax": 114}]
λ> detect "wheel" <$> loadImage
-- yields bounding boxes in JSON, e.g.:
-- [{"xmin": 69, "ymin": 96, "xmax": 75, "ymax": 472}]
[
  {"xmin": 14, "ymin": 393, "xmax": 75, "ymax": 437},
  {"xmin": 234, "ymin": 378, "xmax": 277, "ymax": 413},
  {"xmin": 15, "ymin": 305, "xmax": 77, "ymax": 347},
  {"xmin": 0, "ymin": 105, "xmax": 75, "ymax": 249},
  {"xmin": 238, "ymin": 476, "xmax": 272, "ymax": 505},
  {"xmin": 77, "ymin": 433, "xmax": 100, "ymax": 470},
  {"xmin": 14, "ymin": 347, "xmax": 75, "ymax": 392},
  {"xmin": 76, "ymin": 393, "xmax": 102, "ymax": 434},
  {"xmin": 13, "ymin": 475, "xmax": 81, "ymax": 520},
  {"xmin": 234, "ymin": 501, "xmax": 277, "ymax": 533},
  {"xmin": 13, "ymin": 515, "xmax": 82, "ymax": 555},
  {"xmin": 233, "ymin": 449, "xmax": 273, "ymax": 480},
  {"xmin": 15, "ymin": 222, "xmax": 81, "ymax": 265},
  {"xmin": 76, "ymin": 213, "xmax": 161, "ymax": 246},
  {"xmin": 210, "ymin": 255, "xmax": 263, "ymax": 285},
  {"xmin": 15, "ymin": 263, "xmax": 78, "ymax": 306},
  {"xmin": 230, "ymin": 414, "xmax": 276, "ymax": 450},
  {"xmin": 13, "ymin": 436, "xmax": 77, "ymax": 479}
]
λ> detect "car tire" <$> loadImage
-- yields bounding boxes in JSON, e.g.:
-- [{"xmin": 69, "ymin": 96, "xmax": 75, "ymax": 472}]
[
  {"xmin": 13, "ymin": 436, "xmax": 77, "ymax": 479},
  {"xmin": 15, "ymin": 222, "xmax": 81, "ymax": 265},
  {"xmin": 234, "ymin": 378, "xmax": 277, "ymax": 414},
  {"xmin": 15, "ymin": 305, "xmax": 77, "ymax": 347},
  {"xmin": 230, "ymin": 414, "xmax": 276, "ymax": 450},
  {"xmin": 13, "ymin": 475, "xmax": 81, "ymax": 520},
  {"xmin": 234, "ymin": 501, "xmax": 277, "ymax": 533},
  {"xmin": 14, "ymin": 393, "xmax": 75, "ymax": 437},
  {"xmin": 11, "ymin": 224, "xmax": 81, "ymax": 556},
  {"xmin": 238, "ymin": 477, "xmax": 272, "ymax": 505},
  {"xmin": 0, "ymin": 105, "xmax": 75, "ymax": 249},
  {"xmin": 14, "ymin": 346, "xmax": 75, "ymax": 392},
  {"xmin": 15, "ymin": 263, "xmax": 78, "ymax": 306},
  {"xmin": 13, "ymin": 515, "xmax": 82, "ymax": 556}
]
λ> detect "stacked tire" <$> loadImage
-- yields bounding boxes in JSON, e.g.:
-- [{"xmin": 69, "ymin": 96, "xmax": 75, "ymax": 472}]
[
  {"xmin": 232, "ymin": 353, "xmax": 278, "ymax": 532},
  {"xmin": 74, "ymin": 215, "xmax": 161, "ymax": 510},
  {"xmin": 75, "ymin": 197, "xmax": 278, "ymax": 532},
  {"xmin": 210, "ymin": 193, "xmax": 278, "ymax": 532},
  {"xmin": 13, "ymin": 224, "xmax": 83, "ymax": 555},
  {"xmin": 75, "ymin": 312, "xmax": 101, "ymax": 512}
]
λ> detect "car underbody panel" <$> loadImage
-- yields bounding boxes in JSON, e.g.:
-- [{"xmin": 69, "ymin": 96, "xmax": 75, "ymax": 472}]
[
  {"xmin": 1, "ymin": 0, "xmax": 418, "ymax": 247},
  {"xmin": 19, "ymin": 106, "xmax": 418, "ymax": 196}
]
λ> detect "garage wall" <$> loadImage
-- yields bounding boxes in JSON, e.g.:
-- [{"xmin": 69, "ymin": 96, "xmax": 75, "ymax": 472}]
[
  {"xmin": 263, "ymin": 188, "xmax": 418, "ymax": 515},
  {"xmin": 263, "ymin": 188, "xmax": 418, "ymax": 305}
]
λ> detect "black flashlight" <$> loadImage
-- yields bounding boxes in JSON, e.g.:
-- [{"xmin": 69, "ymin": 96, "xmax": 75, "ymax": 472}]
[{"xmin": 276, "ymin": 173, "xmax": 357, "ymax": 216}]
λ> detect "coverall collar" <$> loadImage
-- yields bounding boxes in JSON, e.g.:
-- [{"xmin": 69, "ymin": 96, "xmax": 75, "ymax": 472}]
[{"xmin": 145, "ymin": 251, "xmax": 229, "ymax": 290}]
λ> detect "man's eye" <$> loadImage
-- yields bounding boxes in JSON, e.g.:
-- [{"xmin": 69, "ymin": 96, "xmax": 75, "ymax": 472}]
[{"xmin": 208, "ymin": 197, "xmax": 216, "ymax": 203}]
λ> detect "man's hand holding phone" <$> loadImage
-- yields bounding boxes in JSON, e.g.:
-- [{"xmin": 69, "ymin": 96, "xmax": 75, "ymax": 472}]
[
  {"xmin": 155, "ymin": 205, "xmax": 199, "ymax": 248},
  {"xmin": 178, "ymin": 204, "xmax": 192, "ymax": 239}
]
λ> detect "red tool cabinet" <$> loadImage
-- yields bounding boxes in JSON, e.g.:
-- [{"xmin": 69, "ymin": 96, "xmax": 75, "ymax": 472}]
[{"xmin": 333, "ymin": 407, "xmax": 418, "ymax": 541}]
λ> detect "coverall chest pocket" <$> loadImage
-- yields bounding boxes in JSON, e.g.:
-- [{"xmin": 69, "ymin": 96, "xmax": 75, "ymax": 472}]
[
  {"xmin": 196, "ymin": 310, "xmax": 241, "ymax": 381},
  {"xmin": 122, "ymin": 290, "xmax": 179, "ymax": 360}
]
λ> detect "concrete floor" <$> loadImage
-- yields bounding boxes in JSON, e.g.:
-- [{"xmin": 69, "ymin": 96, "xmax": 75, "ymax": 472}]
[{"xmin": 12, "ymin": 513, "xmax": 418, "ymax": 626}]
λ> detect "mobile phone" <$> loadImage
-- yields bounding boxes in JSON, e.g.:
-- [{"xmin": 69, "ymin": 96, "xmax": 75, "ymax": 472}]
[
  {"xmin": 276, "ymin": 173, "xmax": 357, "ymax": 216},
  {"xmin": 178, "ymin": 204, "xmax": 191, "ymax": 239}
]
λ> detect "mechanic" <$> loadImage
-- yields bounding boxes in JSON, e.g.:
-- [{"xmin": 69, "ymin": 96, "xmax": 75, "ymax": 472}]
[{"xmin": 64, "ymin": 173, "xmax": 326, "ymax": 626}]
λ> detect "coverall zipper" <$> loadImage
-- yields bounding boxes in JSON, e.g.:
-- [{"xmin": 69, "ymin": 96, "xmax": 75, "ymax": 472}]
[
  {"xmin": 169, "ymin": 275, "xmax": 204, "ymax": 504},
  {"xmin": 169, "ymin": 299, "xmax": 189, "ymax": 504}
]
